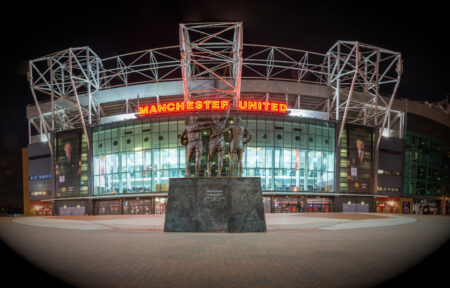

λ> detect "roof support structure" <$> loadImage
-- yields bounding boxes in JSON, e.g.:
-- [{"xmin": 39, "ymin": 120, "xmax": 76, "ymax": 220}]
[
  {"xmin": 327, "ymin": 41, "xmax": 403, "ymax": 148},
  {"xmin": 68, "ymin": 48, "xmax": 90, "ymax": 151},
  {"xmin": 337, "ymin": 42, "xmax": 360, "ymax": 146},
  {"xmin": 376, "ymin": 70, "xmax": 401, "ymax": 150},
  {"xmin": 28, "ymin": 47, "xmax": 102, "ymax": 144},
  {"xmin": 179, "ymin": 22, "xmax": 243, "ymax": 107},
  {"xmin": 26, "ymin": 32, "xmax": 405, "ymax": 146},
  {"xmin": 28, "ymin": 65, "xmax": 53, "ymax": 155}
]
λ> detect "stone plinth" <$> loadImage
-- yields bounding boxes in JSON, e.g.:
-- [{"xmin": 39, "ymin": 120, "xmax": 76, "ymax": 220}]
[{"xmin": 164, "ymin": 177, "xmax": 266, "ymax": 233}]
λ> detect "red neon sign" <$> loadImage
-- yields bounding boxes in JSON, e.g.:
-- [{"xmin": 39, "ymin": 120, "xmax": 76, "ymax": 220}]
[
  {"xmin": 139, "ymin": 100, "xmax": 229, "ymax": 116},
  {"xmin": 138, "ymin": 100, "xmax": 288, "ymax": 116},
  {"xmin": 238, "ymin": 100, "xmax": 288, "ymax": 113}
]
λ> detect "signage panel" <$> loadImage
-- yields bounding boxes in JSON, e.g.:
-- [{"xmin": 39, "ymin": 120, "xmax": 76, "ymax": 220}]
[{"xmin": 138, "ymin": 100, "xmax": 288, "ymax": 116}]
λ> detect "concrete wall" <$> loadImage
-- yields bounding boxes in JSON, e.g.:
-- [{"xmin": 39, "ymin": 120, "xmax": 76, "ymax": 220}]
[
  {"xmin": 27, "ymin": 142, "xmax": 54, "ymax": 201},
  {"xmin": 378, "ymin": 153, "xmax": 402, "ymax": 171},
  {"xmin": 22, "ymin": 148, "xmax": 30, "ymax": 216},
  {"xmin": 406, "ymin": 113, "xmax": 450, "ymax": 144},
  {"xmin": 391, "ymin": 99, "xmax": 450, "ymax": 133},
  {"xmin": 377, "ymin": 137, "xmax": 404, "ymax": 197}
]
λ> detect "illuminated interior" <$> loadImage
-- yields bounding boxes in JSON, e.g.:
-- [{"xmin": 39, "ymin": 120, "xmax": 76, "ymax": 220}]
[{"xmin": 92, "ymin": 114, "xmax": 335, "ymax": 195}]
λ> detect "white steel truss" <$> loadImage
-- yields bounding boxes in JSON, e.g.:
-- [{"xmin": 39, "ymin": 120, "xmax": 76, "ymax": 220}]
[
  {"xmin": 326, "ymin": 41, "xmax": 403, "ymax": 149},
  {"xmin": 242, "ymin": 44, "xmax": 328, "ymax": 84},
  {"xmin": 28, "ymin": 47, "xmax": 102, "ymax": 153},
  {"xmin": 99, "ymin": 46, "xmax": 181, "ymax": 90},
  {"xmin": 27, "ymin": 26, "xmax": 404, "ymax": 153},
  {"xmin": 179, "ymin": 22, "xmax": 243, "ymax": 106}
]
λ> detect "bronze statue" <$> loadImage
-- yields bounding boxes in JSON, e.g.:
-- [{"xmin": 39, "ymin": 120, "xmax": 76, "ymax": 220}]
[
  {"xmin": 223, "ymin": 116, "xmax": 253, "ymax": 177},
  {"xmin": 206, "ymin": 113, "xmax": 229, "ymax": 177},
  {"xmin": 180, "ymin": 116, "xmax": 209, "ymax": 177}
]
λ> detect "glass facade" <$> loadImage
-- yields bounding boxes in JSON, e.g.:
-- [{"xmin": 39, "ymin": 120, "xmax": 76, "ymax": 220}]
[
  {"xmin": 271, "ymin": 196, "xmax": 331, "ymax": 213},
  {"xmin": 403, "ymin": 131, "xmax": 450, "ymax": 196},
  {"xmin": 123, "ymin": 199, "xmax": 152, "ymax": 214},
  {"xmin": 92, "ymin": 115, "xmax": 336, "ymax": 195},
  {"xmin": 92, "ymin": 116, "xmax": 185, "ymax": 195},
  {"xmin": 95, "ymin": 200, "xmax": 121, "ymax": 215},
  {"xmin": 242, "ymin": 116, "xmax": 335, "ymax": 192}
]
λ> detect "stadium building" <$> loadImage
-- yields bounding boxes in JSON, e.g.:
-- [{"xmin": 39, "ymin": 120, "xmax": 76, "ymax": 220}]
[{"xmin": 22, "ymin": 23, "xmax": 450, "ymax": 216}]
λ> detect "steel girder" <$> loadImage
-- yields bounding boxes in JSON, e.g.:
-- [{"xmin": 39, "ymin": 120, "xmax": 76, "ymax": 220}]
[
  {"xmin": 28, "ymin": 47, "xmax": 102, "ymax": 153},
  {"xmin": 179, "ymin": 22, "xmax": 243, "ymax": 107},
  {"xmin": 27, "ymin": 33, "xmax": 404, "ymax": 152},
  {"xmin": 99, "ymin": 46, "xmax": 181, "ymax": 90},
  {"xmin": 326, "ymin": 41, "xmax": 403, "ymax": 149}
]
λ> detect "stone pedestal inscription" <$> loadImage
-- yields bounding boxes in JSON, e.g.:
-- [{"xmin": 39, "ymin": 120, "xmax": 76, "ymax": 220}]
[{"xmin": 164, "ymin": 177, "xmax": 266, "ymax": 232}]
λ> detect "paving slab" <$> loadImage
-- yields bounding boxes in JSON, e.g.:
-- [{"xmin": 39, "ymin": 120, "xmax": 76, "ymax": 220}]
[
  {"xmin": 320, "ymin": 213, "xmax": 417, "ymax": 230},
  {"xmin": 11, "ymin": 213, "xmax": 416, "ymax": 231},
  {"xmin": 12, "ymin": 217, "xmax": 111, "ymax": 230},
  {"xmin": 1, "ymin": 214, "xmax": 449, "ymax": 288}
]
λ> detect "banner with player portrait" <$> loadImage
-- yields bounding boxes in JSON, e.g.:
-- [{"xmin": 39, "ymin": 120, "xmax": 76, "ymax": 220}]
[
  {"xmin": 55, "ymin": 130, "xmax": 82, "ymax": 197},
  {"xmin": 346, "ymin": 124, "xmax": 374, "ymax": 193}
]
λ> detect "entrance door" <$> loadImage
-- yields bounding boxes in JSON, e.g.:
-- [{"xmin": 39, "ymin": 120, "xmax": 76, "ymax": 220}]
[
  {"xmin": 281, "ymin": 201, "xmax": 298, "ymax": 213},
  {"xmin": 306, "ymin": 198, "xmax": 330, "ymax": 213},
  {"xmin": 402, "ymin": 202, "xmax": 411, "ymax": 214},
  {"xmin": 272, "ymin": 198, "xmax": 302, "ymax": 213},
  {"xmin": 154, "ymin": 198, "xmax": 167, "ymax": 214},
  {"xmin": 96, "ymin": 200, "xmax": 121, "ymax": 215},
  {"xmin": 123, "ymin": 199, "xmax": 152, "ymax": 215}
]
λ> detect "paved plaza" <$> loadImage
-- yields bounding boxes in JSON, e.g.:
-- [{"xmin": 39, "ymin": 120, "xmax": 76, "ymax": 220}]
[{"xmin": 1, "ymin": 213, "xmax": 449, "ymax": 288}]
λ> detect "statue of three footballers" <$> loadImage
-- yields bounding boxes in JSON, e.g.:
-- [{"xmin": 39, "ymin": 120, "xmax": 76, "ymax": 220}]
[{"xmin": 179, "ymin": 113, "xmax": 252, "ymax": 177}]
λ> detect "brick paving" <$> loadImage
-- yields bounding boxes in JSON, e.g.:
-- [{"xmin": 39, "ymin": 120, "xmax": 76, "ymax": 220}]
[
  {"xmin": 292, "ymin": 212, "xmax": 392, "ymax": 220},
  {"xmin": 10, "ymin": 213, "xmax": 414, "ymax": 231},
  {"xmin": 48, "ymin": 212, "xmax": 390, "ymax": 221},
  {"xmin": 47, "ymin": 215, "xmax": 165, "ymax": 221},
  {"xmin": 0, "ymin": 215, "xmax": 449, "ymax": 288}
]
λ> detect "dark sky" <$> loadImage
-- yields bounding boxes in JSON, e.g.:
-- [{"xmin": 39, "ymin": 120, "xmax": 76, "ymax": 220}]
[{"xmin": 1, "ymin": 0, "xmax": 448, "ymax": 203}]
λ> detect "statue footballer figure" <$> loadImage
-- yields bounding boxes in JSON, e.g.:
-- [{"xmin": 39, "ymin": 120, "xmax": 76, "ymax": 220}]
[
  {"xmin": 180, "ymin": 115, "xmax": 210, "ymax": 177},
  {"xmin": 205, "ymin": 109, "xmax": 230, "ymax": 177},
  {"xmin": 167, "ymin": 112, "xmax": 266, "ymax": 233},
  {"xmin": 180, "ymin": 113, "xmax": 252, "ymax": 177},
  {"xmin": 223, "ymin": 116, "xmax": 253, "ymax": 177}
]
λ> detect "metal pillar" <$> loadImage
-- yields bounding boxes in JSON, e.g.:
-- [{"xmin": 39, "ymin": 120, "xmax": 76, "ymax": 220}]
[
  {"xmin": 28, "ymin": 46, "xmax": 101, "ymax": 135},
  {"xmin": 179, "ymin": 22, "xmax": 243, "ymax": 107},
  {"xmin": 337, "ymin": 43, "xmax": 359, "ymax": 146},
  {"xmin": 68, "ymin": 48, "xmax": 90, "ymax": 151},
  {"xmin": 327, "ymin": 41, "xmax": 403, "ymax": 149},
  {"xmin": 28, "ymin": 61, "xmax": 53, "ymax": 155}
]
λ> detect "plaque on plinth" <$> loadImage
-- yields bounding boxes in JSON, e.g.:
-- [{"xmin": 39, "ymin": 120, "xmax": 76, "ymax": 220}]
[{"xmin": 164, "ymin": 177, "xmax": 266, "ymax": 233}]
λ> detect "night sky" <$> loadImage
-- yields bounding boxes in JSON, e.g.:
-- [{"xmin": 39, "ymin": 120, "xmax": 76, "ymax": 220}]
[{"xmin": 1, "ymin": 0, "xmax": 448, "ymax": 204}]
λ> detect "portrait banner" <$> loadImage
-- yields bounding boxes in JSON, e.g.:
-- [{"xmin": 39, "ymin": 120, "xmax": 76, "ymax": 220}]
[
  {"xmin": 55, "ymin": 130, "xmax": 82, "ymax": 197},
  {"xmin": 346, "ymin": 124, "xmax": 373, "ymax": 193}
]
